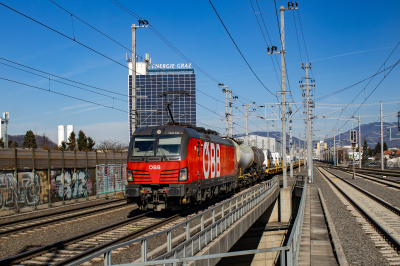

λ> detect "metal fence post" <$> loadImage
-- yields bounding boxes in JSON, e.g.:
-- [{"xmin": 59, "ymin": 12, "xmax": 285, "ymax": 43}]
[
  {"xmin": 85, "ymin": 151, "xmax": 88, "ymax": 201},
  {"xmin": 280, "ymin": 250, "xmax": 286, "ymax": 266},
  {"xmin": 201, "ymin": 214, "xmax": 204, "ymax": 231},
  {"xmin": 62, "ymin": 150, "xmax": 65, "ymax": 205},
  {"xmin": 32, "ymin": 149, "xmax": 36, "ymax": 209},
  {"xmin": 167, "ymin": 230, "xmax": 172, "ymax": 252},
  {"xmin": 74, "ymin": 150, "xmax": 77, "ymax": 202},
  {"xmin": 104, "ymin": 251, "xmax": 111, "ymax": 266},
  {"xmin": 212, "ymin": 209, "xmax": 215, "ymax": 224},
  {"xmin": 222, "ymin": 204, "xmax": 225, "ymax": 218},
  {"xmin": 48, "ymin": 150, "xmax": 51, "ymax": 207},
  {"xmin": 186, "ymin": 222, "xmax": 190, "ymax": 241},
  {"xmin": 141, "ymin": 239, "xmax": 147, "ymax": 262}
]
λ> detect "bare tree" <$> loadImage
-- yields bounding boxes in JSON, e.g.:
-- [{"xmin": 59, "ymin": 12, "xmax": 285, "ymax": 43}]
[{"xmin": 96, "ymin": 140, "xmax": 127, "ymax": 153}]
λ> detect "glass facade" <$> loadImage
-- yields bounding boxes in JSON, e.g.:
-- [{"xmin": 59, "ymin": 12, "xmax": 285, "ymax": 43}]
[{"xmin": 129, "ymin": 71, "xmax": 196, "ymax": 138}]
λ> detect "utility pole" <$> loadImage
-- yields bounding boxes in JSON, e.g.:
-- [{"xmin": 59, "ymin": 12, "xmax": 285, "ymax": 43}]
[
  {"xmin": 219, "ymin": 84, "xmax": 230, "ymax": 137},
  {"xmin": 358, "ymin": 114, "xmax": 361, "ymax": 168},
  {"xmin": 2, "ymin": 112, "xmax": 9, "ymax": 148},
  {"xmin": 334, "ymin": 131, "xmax": 336, "ymax": 166},
  {"xmin": 299, "ymin": 133, "xmax": 301, "ymax": 173},
  {"xmin": 381, "ymin": 101, "xmax": 384, "ymax": 170},
  {"xmin": 130, "ymin": 21, "xmax": 148, "ymax": 138},
  {"xmin": 267, "ymin": 122, "xmax": 270, "ymax": 151},
  {"xmin": 289, "ymin": 103, "xmax": 293, "ymax": 177},
  {"xmin": 245, "ymin": 105, "xmax": 248, "ymax": 144},
  {"xmin": 302, "ymin": 63, "xmax": 313, "ymax": 182},
  {"xmin": 229, "ymin": 91, "xmax": 236, "ymax": 137},
  {"xmin": 267, "ymin": 3, "xmax": 297, "ymax": 188},
  {"xmin": 338, "ymin": 130, "xmax": 341, "ymax": 165}
]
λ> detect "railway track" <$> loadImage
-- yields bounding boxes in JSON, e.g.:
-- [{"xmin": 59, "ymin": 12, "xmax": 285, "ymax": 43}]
[
  {"xmin": 323, "ymin": 164, "xmax": 400, "ymax": 190},
  {"xmin": 0, "ymin": 199, "xmax": 131, "ymax": 237},
  {"xmin": 0, "ymin": 212, "xmax": 183, "ymax": 266},
  {"xmin": 0, "ymin": 177, "xmax": 274, "ymax": 266},
  {"xmin": 317, "ymin": 166, "xmax": 400, "ymax": 265}
]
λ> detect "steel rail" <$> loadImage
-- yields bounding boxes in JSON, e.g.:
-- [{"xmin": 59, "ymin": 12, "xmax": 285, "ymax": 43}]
[
  {"xmin": 322, "ymin": 166, "xmax": 400, "ymax": 215},
  {"xmin": 0, "ymin": 212, "xmax": 151, "ymax": 266},
  {"xmin": 0, "ymin": 200, "xmax": 129, "ymax": 236},
  {"xmin": 52, "ymin": 214, "xmax": 180, "ymax": 266},
  {"xmin": 325, "ymin": 164, "xmax": 400, "ymax": 188},
  {"xmin": 0, "ymin": 198, "xmax": 125, "ymax": 226},
  {"xmin": 317, "ymin": 166, "xmax": 400, "ymax": 252},
  {"xmin": 53, "ymin": 190, "xmax": 248, "ymax": 266}
]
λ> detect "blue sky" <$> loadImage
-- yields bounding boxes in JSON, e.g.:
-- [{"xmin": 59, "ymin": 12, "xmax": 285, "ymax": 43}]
[{"xmin": 1, "ymin": 0, "xmax": 399, "ymax": 146}]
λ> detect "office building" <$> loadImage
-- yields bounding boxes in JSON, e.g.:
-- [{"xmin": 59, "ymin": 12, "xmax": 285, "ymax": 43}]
[{"xmin": 128, "ymin": 54, "xmax": 196, "ymax": 138}]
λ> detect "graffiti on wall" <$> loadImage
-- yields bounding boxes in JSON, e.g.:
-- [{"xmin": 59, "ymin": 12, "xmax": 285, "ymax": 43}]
[
  {"xmin": 0, "ymin": 171, "xmax": 45, "ymax": 209},
  {"xmin": 97, "ymin": 164, "xmax": 126, "ymax": 195},
  {"xmin": 50, "ymin": 169, "xmax": 94, "ymax": 201}
]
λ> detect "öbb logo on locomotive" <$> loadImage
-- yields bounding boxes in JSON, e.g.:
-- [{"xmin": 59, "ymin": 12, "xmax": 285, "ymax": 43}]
[
  {"xmin": 149, "ymin": 165, "xmax": 161, "ymax": 170},
  {"xmin": 203, "ymin": 142, "xmax": 221, "ymax": 179}
]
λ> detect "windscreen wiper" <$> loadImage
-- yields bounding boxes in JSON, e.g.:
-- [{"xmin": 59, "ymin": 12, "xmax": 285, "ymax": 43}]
[
  {"xmin": 141, "ymin": 144, "xmax": 154, "ymax": 162},
  {"xmin": 158, "ymin": 148, "xmax": 168, "ymax": 162}
]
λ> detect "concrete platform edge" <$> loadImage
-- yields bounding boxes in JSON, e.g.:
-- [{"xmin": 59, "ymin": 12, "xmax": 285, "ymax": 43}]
[{"xmin": 318, "ymin": 188, "xmax": 349, "ymax": 266}]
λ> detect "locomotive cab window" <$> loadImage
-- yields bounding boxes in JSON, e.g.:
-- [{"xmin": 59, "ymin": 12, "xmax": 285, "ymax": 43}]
[
  {"xmin": 132, "ymin": 136, "xmax": 155, "ymax": 156},
  {"xmin": 156, "ymin": 136, "xmax": 182, "ymax": 156}
]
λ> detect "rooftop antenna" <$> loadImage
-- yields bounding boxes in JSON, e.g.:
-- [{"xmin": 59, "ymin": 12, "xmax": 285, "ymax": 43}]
[{"xmin": 159, "ymin": 91, "xmax": 193, "ymax": 124}]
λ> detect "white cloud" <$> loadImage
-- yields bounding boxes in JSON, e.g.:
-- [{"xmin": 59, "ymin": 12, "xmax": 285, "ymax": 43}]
[
  {"xmin": 59, "ymin": 106, "xmax": 104, "ymax": 117},
  {"xmin": 60, "ymin": 103, "xmax": 94, "ymax": 111}
]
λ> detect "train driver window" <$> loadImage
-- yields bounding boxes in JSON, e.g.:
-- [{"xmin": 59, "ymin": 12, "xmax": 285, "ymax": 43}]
[
  {"xmin": 157, "ymin": 135, "xmax": 182, "ymax": 156},
  {"xmin": 197, "ymin": 141, "xmax": 200, "ymax": 157}
]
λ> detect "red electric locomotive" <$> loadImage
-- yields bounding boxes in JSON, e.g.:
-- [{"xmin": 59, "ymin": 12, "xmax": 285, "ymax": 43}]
[{"xmin": 125, "ymin": 125, "xmax": 238, "ymax": 211}]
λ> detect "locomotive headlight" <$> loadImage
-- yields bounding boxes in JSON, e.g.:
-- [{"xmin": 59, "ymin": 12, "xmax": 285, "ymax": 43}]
[
  {"xmin": 179, "ymin": 167, "xmax": 188, "ymax": 181},
  {"xmin": 127, "ymin": 169, "xmax": 134, "ymax": 182}
]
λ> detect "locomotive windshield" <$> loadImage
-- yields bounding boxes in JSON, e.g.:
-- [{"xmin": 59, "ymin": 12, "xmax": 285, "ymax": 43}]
[
  {"xmin": 131, "ymin": 135, "xmax": 182, "ymax": 157},
  {"xmin": 132, "ymin": 136, "xmax": 155, "ymax": 156},
  {"xmin": 156, "ymin": 136, "xmax": 181, "ymax": 156}
]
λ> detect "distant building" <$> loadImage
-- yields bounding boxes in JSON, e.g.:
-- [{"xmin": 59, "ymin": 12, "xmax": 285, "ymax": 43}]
[
  {"xmin": 127, "ymin": 54, "xmax": 196, "ymax": 139},
  {"xmin": 66, "ymin": 125, "xmax": 74, "ymax": 140},
  {"xmin": 58, "ymin": 125, "xmax": 65, "ymax": 146}
]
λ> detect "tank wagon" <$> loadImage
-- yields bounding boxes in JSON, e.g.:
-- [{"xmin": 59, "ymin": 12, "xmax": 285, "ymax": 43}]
[{"xmin": 125, "ymin": 125, "xmax": 268, "ymax": 211}]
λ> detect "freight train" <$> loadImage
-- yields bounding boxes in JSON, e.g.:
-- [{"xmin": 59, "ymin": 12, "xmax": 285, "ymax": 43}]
[{"xmin": 125, "ymin": 124, "xmax": 271, "ymax": 211}]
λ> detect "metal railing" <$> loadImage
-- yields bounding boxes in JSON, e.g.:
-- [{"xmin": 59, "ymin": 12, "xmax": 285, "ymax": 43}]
[{"xmin": 66, "ymin": 177, "xmax": 279, "ymax": 266}]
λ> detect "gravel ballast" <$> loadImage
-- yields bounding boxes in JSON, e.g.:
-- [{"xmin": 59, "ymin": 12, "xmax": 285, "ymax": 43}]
[
  {"xmin": 0, "ymin": 203, "xmax": 141, "ymax": 260},
  {"xmin": 328, "ymin": 168, "xmax": 400, "ymax": 208},
  {"xmin": 314, "ymin": 166, "xmax": 389, "ymax": 266}
]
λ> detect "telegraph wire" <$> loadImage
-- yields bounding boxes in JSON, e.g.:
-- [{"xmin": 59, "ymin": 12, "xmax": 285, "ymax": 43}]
[
  {"xmin": 0, "ymin": 61, "xmax": 128, "ymax": 102},
  {"xmin": 249, "ymin": 0, "xmax": 281, "ymax": 88},
  {"xmin": 108, "ymin": 0, "xmax": 221, "ymax": 84},
  {"xmin": 315, "ymin": 62, "xmax": 398, "ymax": 102},
  {"xmin": 255, "ymin": 0, "xmax": 282, "ymax": 80},
  {"xmin": 208, "ymin": 0, "xmax": 277, "ymax": 98},
  {"xmin": 0, "ymin": 58, "xmax": 127, "ymax": 97},
  {"xmin": 108, "ymin": 0, "xmax": 268, "ymax": 113},
  {"xmin": 292, "ymin": 12, "xmax": 303, "ymax": 63},
  {"xmin": 337, "ymin": 58, "xmax": 400, "ymax": 131},
  {"xmin": 0, "ymin": 3, "xmax": 173, "ymax": 99},
  {"xmin": 0, "ymin": 76, "xmax": 127, "ymax": 113},
  {"xmin": 49, "ymin": 0, "xmax": 133, "ymax": 52}
]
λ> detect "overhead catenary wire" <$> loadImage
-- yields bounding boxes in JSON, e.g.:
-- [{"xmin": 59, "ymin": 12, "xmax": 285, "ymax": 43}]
[
  {"xmin": 0, "ymin": 3, "xmax": 234, "ymax": 125},
  {"xmin": 0, "ymin": 61, "xmax": 128, "ymax": 102},
  {"xmin": 249, "ymin": 0, "xmax": 281, "ymax": 88},
  {"xmin": 208, "ymin": 0, "xmax": 277, "ymax": 98},
  {"xmin": 0, "ymin": 57, "xmax": 127, "ymax": 97},
  {"xmin": 0, "ymin": 76, "xmax": 127, "ymax": 113}
]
